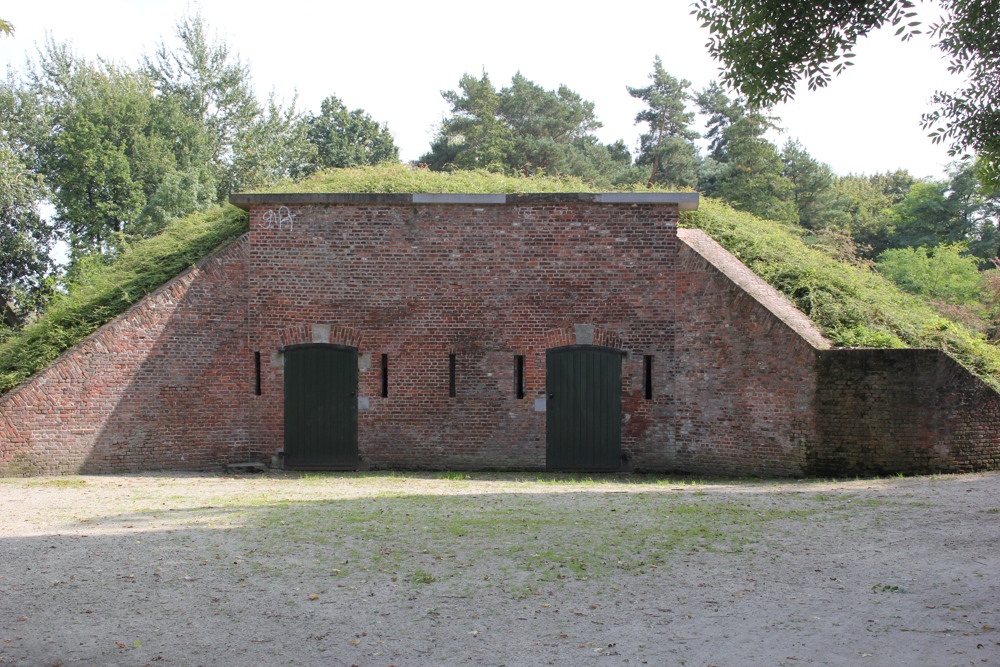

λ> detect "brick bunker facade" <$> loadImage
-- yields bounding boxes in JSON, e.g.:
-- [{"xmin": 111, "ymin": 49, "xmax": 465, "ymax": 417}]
[{"xmin": 2, "ymin": 193, "xmax": 999, "ymax": 476}]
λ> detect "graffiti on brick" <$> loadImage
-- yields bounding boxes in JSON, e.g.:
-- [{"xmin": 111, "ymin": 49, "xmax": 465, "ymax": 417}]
[{"xmin": 259, "ymin": 206, "xmax": 295, "ymax": 232}]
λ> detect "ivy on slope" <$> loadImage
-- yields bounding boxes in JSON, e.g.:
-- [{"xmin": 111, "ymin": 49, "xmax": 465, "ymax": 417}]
[
  {"xmin": 0, "ymin": 206, "xmax": 248, "ymax": 395},
  {"xmin": 683, "ymin": 198, "xmax": 1000, "ymax": 391}
]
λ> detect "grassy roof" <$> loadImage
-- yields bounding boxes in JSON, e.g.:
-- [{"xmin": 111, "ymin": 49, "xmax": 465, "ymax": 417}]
[
  {"xmin": 1, "ymin": 165, "xmax": 997, "ymax": 396},
  {"xmin": 256, "ymin": 163, "xmax": 682, "ymax": 194}
]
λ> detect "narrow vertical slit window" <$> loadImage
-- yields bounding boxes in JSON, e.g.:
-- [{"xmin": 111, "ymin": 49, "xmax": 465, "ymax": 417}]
[
  {"xmin": 644, "ymin": 355, "xmax": 653, "ymax": 400},
  {"xmin": 449, "ymin": 353, "xmax": 457, "ymax": 398},
  {"xmin": 254, "ymin": 351, "xmax": 261, "ymax": 396},
  {"xmin": 515, "ymin": 355, "xmax": 525, "ymax": 399},
  {"xmin": 381, "ymin": 353, "xmax": 389, "ymax": 398}
]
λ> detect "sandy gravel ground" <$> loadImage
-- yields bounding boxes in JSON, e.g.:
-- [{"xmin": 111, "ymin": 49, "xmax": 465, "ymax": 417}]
[{"xmin": 0, "ymin": 471, "xmax": 998, "ymax": 666}]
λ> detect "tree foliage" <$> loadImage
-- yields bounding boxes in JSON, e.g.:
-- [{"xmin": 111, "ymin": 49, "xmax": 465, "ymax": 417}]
[
  {"xmin": 30, "ymin": 48, "xmax": 151, "ymax": 252},
  {"xmin": 143, "ymin": 12, "xmax": 311, "ymax": 198},
  {"xmin": 305, "ymin": 95, "xmax": 398, "ymax": 171},
  {"xmin": 920, "ymin": 1, "xmax": 1000, "ymax": 188},
  {"xmin": 627, "ymin": 56, "xmax": 699, "ymax": 188},
  {"xmin": 781, "ymin": 139, "xmax": 847, "ymax": 230},
  {"xmin": 696, "ymin": 84, "xmax": 796, "ymax": 222},
  {"xmin": 421, "ymin": 72, "xmax": 630, "ymax": 185},
  {"xmin": 876, "ymin": 243, "xmax": 983, "ymax": 304},
  {"xmin": 692, "ymin": 0, "xmax": 1000, "ymax": 188},
  {"xmin": 0, "ymin": 143, "xmax": 51, "ymax": 325}
]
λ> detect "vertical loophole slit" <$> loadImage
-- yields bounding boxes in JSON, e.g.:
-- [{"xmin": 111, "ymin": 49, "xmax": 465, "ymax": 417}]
[
  {"xmin": 515, "ymin": 355, "xmax": 525, "ymax": 399},
  {"xmin": 644, "ymin": 354, "xmax": 653, "ymax": 400},
  {"xmin": 254, "ymin": 351, "xmax": 261, "ymax": 396},
  {"xmin": 449, "ymin": 353, "xmax": 457, "ymax": 397},
  {"xmin": 381, "ymin": 353, "xmax": 389, "ymax": 398}
]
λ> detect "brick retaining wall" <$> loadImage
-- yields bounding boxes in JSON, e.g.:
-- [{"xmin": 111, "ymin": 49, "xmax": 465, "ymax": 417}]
[{"xmin": 0, "ymin": 238, "xmax": 250, "ymax": 474}]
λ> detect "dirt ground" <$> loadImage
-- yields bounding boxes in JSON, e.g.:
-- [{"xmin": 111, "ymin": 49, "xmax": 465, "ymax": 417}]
[{"xmin": 0, "ymin": 471, "xmax": 998, "ymax": 667}]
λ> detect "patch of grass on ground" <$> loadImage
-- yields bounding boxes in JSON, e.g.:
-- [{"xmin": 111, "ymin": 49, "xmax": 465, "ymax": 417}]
[
  {"xmin": 247, "ymin": 489, "xmax": 816, "ymax": 592},
  {"xmin": 683, "ymin": 198, "xmax": 1000, "ymax": 391}
]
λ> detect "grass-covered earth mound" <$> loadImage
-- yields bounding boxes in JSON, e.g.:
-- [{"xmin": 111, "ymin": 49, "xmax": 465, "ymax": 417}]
[
  {"xmin": 0, "ymin": 206, "xmax": 248, "ymax": 395},
  {"xmin": 1, "ymin": 164, "xmax": 998, "ymax": 396},
  {"xmin": 683, "ymin": 199, "xmax": 1000, "ymax": 390}
]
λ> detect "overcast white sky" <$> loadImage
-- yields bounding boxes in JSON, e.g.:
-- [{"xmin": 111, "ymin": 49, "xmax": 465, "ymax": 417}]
[{"xmin": 1, "ymin": 0, "xmax": 960, "ymax": 180}]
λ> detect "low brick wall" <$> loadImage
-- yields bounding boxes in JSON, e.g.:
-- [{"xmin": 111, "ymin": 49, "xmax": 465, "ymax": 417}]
[
  {"xmin": 0, "ymin": 238, "xmax": 250, "ymax": 475},
  {"xmin": 811, "ymin": 349, "xmax": 1000, "ymax": 475}
]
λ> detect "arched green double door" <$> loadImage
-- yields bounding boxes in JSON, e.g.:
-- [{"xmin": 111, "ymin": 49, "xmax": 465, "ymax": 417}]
[
  {"xmin": 546, "ymin": 345, "xmax": 623, "ymax": 472},
  {"xmin": 283, "ymin": 344, "xmax": 358, "ymax": 470}
]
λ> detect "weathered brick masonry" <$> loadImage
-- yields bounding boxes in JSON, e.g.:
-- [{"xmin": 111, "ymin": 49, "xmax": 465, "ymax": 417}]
[
  {"xmin": 0, "ymin": 238, "xmax": 250, "ymax": 474},
  {"xmin": 1, "ymin": 192, "xmax": 998, "ymax": 475},
  {"xmin": 812, "ymin": 349, "xmax": 1000, "ymax": 475},
  {"xmin": 245, "ymin": 195, "xmax": 687, "ymax": 470}
]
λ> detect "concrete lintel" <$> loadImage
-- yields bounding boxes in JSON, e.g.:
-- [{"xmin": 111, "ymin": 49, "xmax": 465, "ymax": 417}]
[
  {"xmin": 574, "ymin": 324, "xmax": 595, "ymax": 345},
  {"xmin": 311, "ymin": 324, "xmax": 331, "ymax": 343}
]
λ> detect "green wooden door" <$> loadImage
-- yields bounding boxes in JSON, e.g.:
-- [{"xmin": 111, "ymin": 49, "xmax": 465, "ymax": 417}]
[
  {"xmin": 546, "ymin": 346, "xmax": 622, "ymax": 472},
  {"xmin": 283, "ymin": 344, "xmax": 358, "ymax": 470}
]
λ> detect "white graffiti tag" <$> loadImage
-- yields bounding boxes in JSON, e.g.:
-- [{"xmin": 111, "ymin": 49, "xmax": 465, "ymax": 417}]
[{"xmin": 259, "ymin": 206, "xmax": 295, "ymax": 232}]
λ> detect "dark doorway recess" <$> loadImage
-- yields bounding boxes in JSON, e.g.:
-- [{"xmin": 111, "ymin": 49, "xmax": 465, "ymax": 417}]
[
  {"xmin": 545, "ymin": 345, "xmax": 623, "ymax": 472},
  {"xmin": 282, "ymin": 343, "xmax": 358, "ymax": 470}
]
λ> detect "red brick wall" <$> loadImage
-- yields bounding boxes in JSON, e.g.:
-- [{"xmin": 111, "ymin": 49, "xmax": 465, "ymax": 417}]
[
  {"xmin": 665, "ymin": 231, "xmax": 819, "ymax": 476},
  {"xmin": 0, "ymin": 238, "xmax": 250, "ymax": 475},
  {"xmin": 247, "ymin": 202, "xmax": 679, "ymax": 470}
]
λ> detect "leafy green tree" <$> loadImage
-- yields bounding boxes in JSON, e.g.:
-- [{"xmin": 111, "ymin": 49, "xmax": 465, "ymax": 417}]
[
  {"xmin": 830, "ymin": 170, "xmax": 921, "ymax": 257},
  {"xmin": 781, "ymin": 139, "xmax": 847, "ymax": 230},
  {"xmin": 143, "ymin": 12, "xmax": 311, "ymax": 197},
  {"xmin": 627, "ymin": 56, "xmax": 699, "ymax": 187},
  {"xmin": 697, "ymin": 81, "xmax": 741, "ymax": 163},
  {"xmin": 8, "ymin": 35, "xmax": 221, "ymax": 252},
  {"xmin": 0, "ymin": 18, "xmax": 12, "ymax": 37},
  {"xmin": 833, "ymin": 174, "xmax": 899, "ymax": 256},
  {"xmin": 0, "ymin": 143, "xmax": 52, "ymax": 326},
  {"xmin": 944, "ymin": 157, "xmax": 1000, "ymax": 258},
  {"xmin": 422, "ymin": 71, "xmax": 630, "ymax": 184},
  {"xmin": 876, "ymin": 243, "xmax": 983, "ymax": 303},
  {"xmin": 883, "ymin": 162, "xmax": 999, "ymax": 256},
  {"xmin": 499, "ymin": 73, "xmax": 608, "ymax": 178},
  {"xmin": 28, "ymin": 45, "xmax": 150, "ymax": 253},
  {"xmin": 131, "ymin": 93, "xmax": 217, "ymax": 236},
  {"xmin": 691, "ymin": 0, "xmax": 1000, "ymax": 189},
  {"xmin": 305, "ymin": 95, "xmax": 398, "ymax": 171},
  {"xmin": 888, "ymin": 180, "xmax": 961, "ymax": 249}
]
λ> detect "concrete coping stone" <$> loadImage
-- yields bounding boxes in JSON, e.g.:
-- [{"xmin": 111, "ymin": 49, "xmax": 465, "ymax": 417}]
[{"xmin": 229, "ymin": 192, "xmax": 699, "ymax": 210}]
